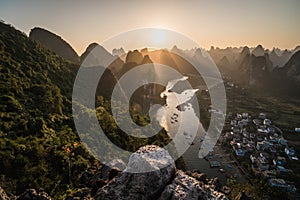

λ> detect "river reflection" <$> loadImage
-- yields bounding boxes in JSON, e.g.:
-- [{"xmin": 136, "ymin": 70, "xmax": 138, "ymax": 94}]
[{"xmin": 156, "ymin": 77, "xmax": 227, "ymax": 184}]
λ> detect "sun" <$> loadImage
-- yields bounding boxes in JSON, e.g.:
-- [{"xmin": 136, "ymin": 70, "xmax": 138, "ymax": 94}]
[
  {"xmin": 102, "ymin": 28, "xmax": 198, "ymax": 52},
  {"xmin": 150, "ymin": 29, "xmax": 167, "ymax": 46}
]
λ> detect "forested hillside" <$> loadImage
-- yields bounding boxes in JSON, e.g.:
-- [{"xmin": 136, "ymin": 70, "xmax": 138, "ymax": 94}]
[
  {"xmin": 0, "ymin": 22, "xmax": 95, "ymax": 197},
  {"xmin": 0, "ymin": 22, "xmax": 175, "ymax": 199}
]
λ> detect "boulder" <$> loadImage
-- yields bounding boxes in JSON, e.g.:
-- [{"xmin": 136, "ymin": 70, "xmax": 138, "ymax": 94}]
[
  {"xmin": 94, "ymin": 145, "xmax": 176, "ymax": 200},
  {"xmin": 94, "ymin": 145, "xmax": 228, "ymax": 200},
  {"xmin": 158, "ymin": 171, "xmax": 227, "ymax": 200},
  {"xmin": 158, "ymin": 170, "xmax": 205, "ymax": 199}
]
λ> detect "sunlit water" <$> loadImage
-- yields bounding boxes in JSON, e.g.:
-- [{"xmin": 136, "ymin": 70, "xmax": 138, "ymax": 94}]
[{"xmin": 156, "ymin": 77, "xmax": 227, "ymax": 184}]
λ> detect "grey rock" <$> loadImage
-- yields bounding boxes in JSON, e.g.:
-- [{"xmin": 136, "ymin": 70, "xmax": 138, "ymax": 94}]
[
  {"xmin": 94, "ymin": 145, "xmax": 176, "ymax": 200},
  {"xmin": 94, "ymin": 145, "xmax": 228, "ymax": 200},
  {"xmin": 158, "ymin": 170, "xmax": 205, "ymax": 199},
  {"xmin": 158, "ymin": 171, "xmax": 227, "ymax": 200},
  {"xmin": 0, "ymin": 187, "xmax": 10, "ymax": 200},
  {"xmin": 17, "ymin": 189, "xmax": 51, "ymax": 200},
  {"xmin": 106, "ymin": 159, "xmax": 126, "ymax": 171},
  {"xmin": 186, "ymin": 170, "xmax": 208, "ymax": 183}
]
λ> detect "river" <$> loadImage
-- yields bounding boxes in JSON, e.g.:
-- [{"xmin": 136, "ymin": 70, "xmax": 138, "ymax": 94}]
[{"xmin": 156, "ymin": 77, "xmax": 227, "ymax": 185}]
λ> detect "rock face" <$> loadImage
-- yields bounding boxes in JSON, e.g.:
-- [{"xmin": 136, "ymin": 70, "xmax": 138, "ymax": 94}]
[
  {"xmin": 29, "ymin": 27, "xmax": 79, "ymax": 63},
  {"xmin": 159, "ymin": 171, "xmax": 227, "ymax": 200},
  {"xmin": 95, "ymin": 145, "xmax": 176, "ymax": 200},
  {"xmin": 95, "ymin": 145, "xmax": 228, "ymax": 200}
]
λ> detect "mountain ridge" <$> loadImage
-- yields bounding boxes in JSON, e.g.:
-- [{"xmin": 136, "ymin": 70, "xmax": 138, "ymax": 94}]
[{"xmin": 29, "ymin": 27, "xmax": 80, "ymax": 63}]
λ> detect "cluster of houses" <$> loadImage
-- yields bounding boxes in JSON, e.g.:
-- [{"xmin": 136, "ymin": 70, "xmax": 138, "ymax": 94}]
[{"xmin": 223, "ymin": 112, "xmax": 297, "ymax": 192}]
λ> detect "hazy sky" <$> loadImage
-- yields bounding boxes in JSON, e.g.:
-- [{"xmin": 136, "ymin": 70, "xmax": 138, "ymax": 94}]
[{"xmin": 1, "ymin": 0, "xmax": 299, "ymax": 54}]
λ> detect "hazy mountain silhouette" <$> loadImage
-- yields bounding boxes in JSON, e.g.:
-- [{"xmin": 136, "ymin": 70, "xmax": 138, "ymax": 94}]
[
  {"xmin": 112, "ymin": 47, "xmax": 125, "ymax": 56},
  {"xmin": 80, "ymin": 42, "xmax": 124, "ymax": 77},
  {"xmin": 251, "ymin": 44, "xmax": 266, "ymax": 57},
  {"xmin": 274, "ymin": 50, "xmax": 300, "ymax": 93},
  {"xmin": 216, "ymin": 56, "xmax": 231, "ymax": 72},
  {"xmin": 281, "ymin": 50, "xmax": 300, "ymax": 85},
  {"xmin": 125, "ymin": 50, "xmax": 144, "ymax": 64},
  {"xmin": 209, "ymin": 46, "xmax": 241, "ymax": 65},
  {"xmin": 293, "ymin": 46, "xmax": 300, "ymax": 54},
  {"xmin": 269, "ymin": 49, "xmax": 280, "ymax": 68}
]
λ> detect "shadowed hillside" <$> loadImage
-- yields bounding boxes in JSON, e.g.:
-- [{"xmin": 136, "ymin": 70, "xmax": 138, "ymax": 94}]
[{"xmin": 30, "ymin": 27, "xmax": 80, "ymax": 63}]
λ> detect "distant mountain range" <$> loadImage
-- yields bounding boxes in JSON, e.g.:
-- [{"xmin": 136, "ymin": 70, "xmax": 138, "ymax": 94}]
[
  {"xmin": 29, "ymin": 26, "xmax": 300, "ymax": 95},
  {"xmin": 208, "ymin": 45, "xmax": 300, "ymax": 93}
]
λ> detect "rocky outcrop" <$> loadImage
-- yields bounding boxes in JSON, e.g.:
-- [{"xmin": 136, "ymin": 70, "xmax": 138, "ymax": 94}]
[
  {"xmin": 158, "ymin": 171, "xmax": 227, "ymax": 200},
  {"xmin": 29, "ymin": 27, "xmax": 79, "ymax": 63},
  {"xmin": 95, "ymin": 145, "xmax": 176, "ymax": 200},
  {"xmin": 0, "ymin": 187, "xmax": 10, "ymax": 200},
  {"xmin": 0, "ymin": 145, "xmax": 227, "ymax": 200},
  {"xmin": 17, "ymin": 189, "xmax": 51, "ymax": 200},
  {"xmin": 94, "ymin": 145, "xmax": 227, "ymax": 200}
]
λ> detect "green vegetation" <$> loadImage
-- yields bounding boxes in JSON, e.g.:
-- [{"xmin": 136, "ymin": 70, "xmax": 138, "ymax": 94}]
[
  {"xmin": 226, "ymin": 85, "xmax": 300, "ymax": 129},
  {"xmin": 224, "ymin": 83, "xmax": 300, "ymax": 197},
  {"xmin": 227, "ymin": 178, "xmax": 292, "ymax": 200},
  {"xmin": 0, "ymin": 22, "xmax": 182, "ymax": 198},
  {"xmin": 0, "ymin": 22, "xmax": 92, "ymax": 198}
]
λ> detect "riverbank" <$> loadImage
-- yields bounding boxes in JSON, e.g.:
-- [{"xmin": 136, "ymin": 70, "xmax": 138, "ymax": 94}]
[{"xmin": 183, "ymin": 139, "xmax": 246, "ymax": 186}]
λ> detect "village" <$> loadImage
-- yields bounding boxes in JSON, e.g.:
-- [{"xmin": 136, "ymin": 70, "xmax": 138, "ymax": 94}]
[{"xmin": 217, "ymin": 112, "xmax": 298, "ymax": 192}]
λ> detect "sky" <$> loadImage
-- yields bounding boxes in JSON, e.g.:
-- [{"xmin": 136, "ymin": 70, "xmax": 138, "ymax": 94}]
[{"xmin": 1, "ymin": 0, "xmax": 300, "ymax": 54}]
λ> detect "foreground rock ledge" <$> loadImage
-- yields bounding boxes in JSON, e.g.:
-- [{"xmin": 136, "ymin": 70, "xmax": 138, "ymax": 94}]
[
  {"xmin": 0, "ymin": 145, "xmax": 228, "ymax": 200},
  {"xmin": 95, "ymin": 145, "xmax": 227, "ymax": 200}
]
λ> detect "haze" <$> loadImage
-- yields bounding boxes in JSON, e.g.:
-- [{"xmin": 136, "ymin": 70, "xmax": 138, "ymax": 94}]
[{"xmin": 1, "ymin": 0, "xmax": 299, "ymax": 54}]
